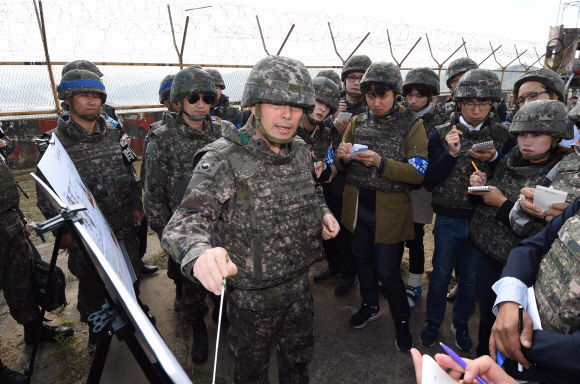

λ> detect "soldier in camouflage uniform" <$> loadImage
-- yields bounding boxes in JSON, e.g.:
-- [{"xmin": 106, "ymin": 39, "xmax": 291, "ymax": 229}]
[
  {"xmin": 161, "ymin": 55, "xmax": 339, "ymax": 384},
  {"xmin": 296, "ymin": 76, "xmax": 339, "ymax": 184},
  {"xmin": 315, "ymin": 55, "xmax": 372, "ymax": 296},
  {"xmin": 444, "ymin": 57, "xmax": 479, "ymax": 116},
  {"xmin": 399, "ymin": 67, "xmax": 448, "ymax": 310},
  {"xmin": 0, "ymin": 136, "xmax": 73, "ymax": 384},
  {"xmin": 421, "ymin": 69, "xmax": 516, "ymax": 351},
  {"xmin": 466, "ymin": 100, "xmax": 573, "ymax": 357},
  {"xmin": 316, "ymin": 69, "xmax": 342, "ymax": 92},
  {"xmin": 35, "ymin": 70, "xmax": 144, "ymax": 347},
  {"xmin": 336, "ymin": 61, "xmax": 429, "ymax": 351},
  {"xmin": 144, "ymin": 66, "xmax": 223, "ymax": 364},
  {"xmin": 205, "ymin": 68, "xmax": 243, "ymax": 129}
]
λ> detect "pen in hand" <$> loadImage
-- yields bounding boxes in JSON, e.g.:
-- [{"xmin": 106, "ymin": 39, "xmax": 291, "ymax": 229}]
[
  {"xmin": 440, "ymin": 342, "xmax": 490, "ymax": 384},
  {"xmin": 518, "ymin": 305, "xmax": 524, "ymax": 372}
]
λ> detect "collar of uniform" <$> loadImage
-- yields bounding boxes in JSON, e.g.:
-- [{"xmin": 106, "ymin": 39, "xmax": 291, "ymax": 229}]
[
  {"xmin": 505, "ymin": 146, "xmax": 564, "ymax": 180},
  {"xmin": 174, "ymin": 114, "xmax": 209, "ymax": 139},
  {"xmin": 417, "ymin": 104, "xmax": 433, "ymax": 116},
  {"xmin": 58, "ymin": 111, "xmax": 107, "ymax": 142},
  {"xmin": 369, "ymin": 103, "xmax": 400, "ymax": 122},
  {"xmin": 238, "ymin": 119, "xmax": 296, "ymax": 165}
]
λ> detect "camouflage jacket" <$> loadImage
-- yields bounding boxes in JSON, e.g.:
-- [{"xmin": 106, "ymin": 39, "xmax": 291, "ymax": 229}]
[
  {"xmin": 144, "ymin": 114, "xmax": 222, "ymax": 236},
  {"xmin": 345, "ymin": 106, "xmax": 423, "ymax": 193},
  {"xmin": 140, "ymin": 111, "xmax": 176, "ymax": 181},
  {"xmin": 550, "ymin": 151, "xmax": 580, "ymax": 203},
  {"xmin": 431, "ymin": 113, "xmax": 511, "ymax": 210},
  {"xmin": 0, "ymin": 146, "xmax": 25, "ymax": 243},
  {"xmin": 421, "ymin": 103, "xmax": 448, "ymax": 139},
  {"xmin": 295, "ymin": 122, "xmax": 332, "ymax": 163},
  {"xmin": 444, "ymin": 101, "xmax": 456, "ymax": 116},
  {"xmin": 161, "ymin": 120, "xmax": 331, "ymax": 290},
  {"xmin": 536, "ymin": 209, "xmax": 580, "ymax": 334},
  {"xmin": 470, "ymin": 147, "xmax": 564, "ymax": 265},
  {"xmin": 210, "ymin": 94, "xmax": 240, "ymax": 126},
  {"xmin": 36, "ymin": 112, "xmax": 143, "ymax": 234},
  {"xmin": 329, "ymin": 96, "xmax": 369, "ymax": 152}
]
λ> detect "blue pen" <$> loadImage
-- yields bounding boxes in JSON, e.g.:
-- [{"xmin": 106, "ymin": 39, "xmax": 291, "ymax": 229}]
[{"xmin": 440, "ymin": 342, "xmax": 490, "ymax": 384}]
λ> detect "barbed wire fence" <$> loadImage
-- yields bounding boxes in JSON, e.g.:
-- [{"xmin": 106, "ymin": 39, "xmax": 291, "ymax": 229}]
[{"xmin": 0, "ymin": 0, "xmax": 547, "ymax": 119}]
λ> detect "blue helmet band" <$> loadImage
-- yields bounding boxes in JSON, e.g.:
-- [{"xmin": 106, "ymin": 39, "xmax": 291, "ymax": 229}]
[
  {"xmin": 159, "ymin": 81, "xmax": 173, "ymax": 93},
  {"xmin": 58, "ymin": 79, "xmax": 105, "ymax": 91}
]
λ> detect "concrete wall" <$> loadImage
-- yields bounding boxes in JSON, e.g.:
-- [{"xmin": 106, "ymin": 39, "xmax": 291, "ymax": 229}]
[{"xmin": 1, "ymin": 110, "xmax": 164, "ymax": 169}]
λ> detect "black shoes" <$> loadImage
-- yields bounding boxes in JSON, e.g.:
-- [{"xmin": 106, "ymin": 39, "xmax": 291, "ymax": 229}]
[
  {"xmin": 334, "ymin": 278, "xmax": 357, "ymax": 296},
  {"xmin": 394, "ymin": 319, "xmax": 414, "ymax": 352},
  {"xmin": 23, "ymin": 320, "xmax": 74, "ymax": 346},
  {"xmin": 451, "ymin": 322, "xmax": 473, "ymax": 352},
  {"xmin": 420, "ymin": 320, "xmax": 441, "ymax": 347},
  {"xmin": 349, "ymin": 302, "xmax": 380, "ymax": 329},
  {"xmin": 313, "ymin": 266, "xmax": 340, "ymax": 283},
  {"xmin": 141, "ymin": 260, "xmax": 159, "ymax": 275},
  {"xmin": 174, "ymin": 280, "xmax": 183, "ymax": 313},
  {"xmin": 191, "ymin": 319, "xmax": 208, "ymax": 364},
  {"xmin": 0, "ymin": 359, "xmax": 27, "ymax": 384}
]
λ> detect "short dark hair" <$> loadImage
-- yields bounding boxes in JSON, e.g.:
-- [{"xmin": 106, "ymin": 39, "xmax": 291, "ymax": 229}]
[
  {"xmin": 364, "ymin": 83, "xmax": 393, "ymax": 97},
  {"xmin": 402, "ymin": 84, "xmax": 432, "ymax": 98},
  {"xmin": 572, "ymin": 95, "xmax": 578, "ymax": 100}
]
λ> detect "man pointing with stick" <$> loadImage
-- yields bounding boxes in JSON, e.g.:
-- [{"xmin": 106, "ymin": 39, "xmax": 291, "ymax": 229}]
[{"xmin": 162, "ymin": 55, "xmax": 339, "ymax": 383}]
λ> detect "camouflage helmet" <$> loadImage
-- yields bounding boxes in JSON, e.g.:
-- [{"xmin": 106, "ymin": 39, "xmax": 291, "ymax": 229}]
[
  {"xmin": 404, "ymin": 67, "xmax": 440, "ymax": 96},
  {"xmin": 317, "ymin": 69, "xmax": 342, "ymax": 91},
  {"xmin": 241, "ymin": 55, "xmax": 315, "ymax": 112},
  {"xmin": 341, "ymin": 55, "xmax": 372, "ymax": 82},
  {"xmin": 360, "ymin": 62, "xmax": 403, "ymax": 95},
  {"xmin": 57, "ymin": 69, "xmax": 107, "ymax": 103},
  {"xmin": 510, "ymin": 99, "xmax": 573, "ymax": 139},
  {"xmin": 312, "ymin": 76, "xmax": 340, "ymax": 115},
  {"xmin": 62, "ymin": 60, "xmax": 103, "ymax": 78},
  {"xmin": 454, "ymin": 69, "xmax": 501, "ymax": 102},
  {"xmin": 158, "ymin": 74, "xmax": 175, "ymax": 104},
  {"xmin": 513, "ymin": 68, "xmax": 565, "ymax": 102},
  {"xmin": 568, "ymin": 101, "xmax": 580, "ymax": 126},
  {"xmin": 205, "ymin": 68, "xmax": 226, "ymax": 89},
  {"xmin": 445, "ymin": 57, "xmax": 478, "ymax": 89},
  {"xmin": 170, "ymin": 67, "xmax": 217, "ymax": 104}
]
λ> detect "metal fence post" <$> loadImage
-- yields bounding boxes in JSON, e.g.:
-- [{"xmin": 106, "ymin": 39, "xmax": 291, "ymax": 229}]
[{"xmin": 386, "ymin": 30, "xmax": 421, "ymax": 68}]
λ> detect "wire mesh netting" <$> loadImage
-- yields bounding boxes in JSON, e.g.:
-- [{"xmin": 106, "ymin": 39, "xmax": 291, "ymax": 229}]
[{"xmin": 1, "ymin": 0, "xmax": 547, "ymax": 116}]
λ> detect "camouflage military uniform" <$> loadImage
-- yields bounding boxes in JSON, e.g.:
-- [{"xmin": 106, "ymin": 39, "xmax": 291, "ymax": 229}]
[
  {"xmin": 0, "ymin": 141, "xmax": 39, "ymax": 327},
  {"xmin": 443, "ymin": 58, "xmax": 479, "ymax": 116},
  {"xmin": 145, "ymin": 114, "xmax": 222, "ymax": 322},
  {"xmin": 36, "ymin": 112, "xmax": 143, "ymax": 322},
  {"xmin": 210, "ymin": 94, "xmax": 241, "ymax": 126},
  {"xmin": 296, "ymin": 123, "xmax": 332, "ymax": 162}
]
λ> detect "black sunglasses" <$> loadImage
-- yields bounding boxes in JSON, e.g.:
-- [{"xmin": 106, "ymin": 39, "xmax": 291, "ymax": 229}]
[{"xmin": 187, "ymin": 93, "xmax": 216, "ymax": 105}]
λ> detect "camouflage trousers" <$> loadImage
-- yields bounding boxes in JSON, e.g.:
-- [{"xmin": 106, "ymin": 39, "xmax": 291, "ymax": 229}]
[
  {"xmin": 0, "ymin": 231, "xmax": 39, "ymax": 326},
  {"xmin": 69, "ymin": 230, "xmax": 141, "ymax": 322},
  {"xmin": 168, "ymin": 257, "xmax": 214, "ymax": 322},
  {"xmin": 227, "ymin": 275, "xmax": 314, "ymax": 384}
]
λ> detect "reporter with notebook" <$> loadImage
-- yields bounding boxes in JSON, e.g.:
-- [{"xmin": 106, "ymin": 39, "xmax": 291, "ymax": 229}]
[{"xmin": 467, "ymin": 100, "xmax": 572, "ymax": 357}]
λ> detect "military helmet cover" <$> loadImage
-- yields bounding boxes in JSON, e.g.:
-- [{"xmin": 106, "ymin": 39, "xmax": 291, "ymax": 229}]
[
  {"xmin": 159, "ymin": 74, "xmax": 175, "ymax": 104},
  {"xmin": 510, "ymin": 99, "xmax": 573, "ymax": 139},
  {"xmin": 454, "ymin": 69, "xmax": 501, "ymax": 102},
  {"xmin": 317, "ymin": 69, "xmax": 342, "ymax": 91},
  {"xmin": 57, "ymin": 69, "xmax": 107, "ymax": 103},
  {"xmin": 241, "ymin": 55, "xmax": 315, "ymax": 112},
  {"xmin": 568, "ymin": 101, "xmax": 580, "ymax": 126},
  {"xmin": 311, "ymin": 76, "xmax": 340, "ymax": 114},
  {"xmin": 513, "ymin": 68, "xmax": 565, "ymax": 102},
  {"xmin": 61, "ymin": 60, "xmax": 103, "ymax": 78},
  {"xmin": 445, "ymin": 57, "xmax": 478, "ymax": 89},
  {"xmin": 205, "ymin": 68, "xmax": 226, "ymax": 89},
  {"xmin": 170, "ymin": 67, "xmax": 217, "ymax": 104},
  {"xmin": 341, "ymin": 55, "xmax": 372, "ymax": 81},
  {"xmin": 404, "ymin": 67, "xmax": 440, "ymax": 96},
  {"xmin": 360, "ymin": 62, "xmax": 403, "ymax": 95}
]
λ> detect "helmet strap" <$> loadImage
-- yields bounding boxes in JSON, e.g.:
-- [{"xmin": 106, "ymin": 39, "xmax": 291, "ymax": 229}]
[
  {"xmin": 254, "ymin": 104, "xmax": 295, "ymax": 144},
  {"xmin": 346, "ymin": 91, "xmax": 364, "ymax": 99},
  {"xmin": 306, "ymin": 115, "xmax": 322, "ymax": 126},
  {"xmin": 521, "ymin": 137, "xmax": 560, "ymax": 160},
  {"xmin": 182, "ymin": 110, "xmax": 206, "ymax": 121},
  {"xmin": 68, "ymin": 98, "xmax": 99, "ymax": 121}
]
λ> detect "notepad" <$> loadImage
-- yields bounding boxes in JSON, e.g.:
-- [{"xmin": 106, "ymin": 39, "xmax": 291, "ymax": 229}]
[
  {"xmin": 422, "ymin": 354, "xmax": 458, "ymax": 384},
  {"xmin": 351, "ymin": 144, "xmax": 368, "ymax": 156},
  {"xmin": 533, "ymin": 185, "xmax": 568, "ymax": 212}
]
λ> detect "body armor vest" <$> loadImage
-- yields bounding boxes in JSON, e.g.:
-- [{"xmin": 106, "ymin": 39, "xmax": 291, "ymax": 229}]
[
  {"xmin": 550, "ymin": 152, "xmax": 580, "ymax": 204},
  {"xmin": 0, "ymin": 154, "xmax": 19, "ymax": 214},
  {"xmin": 194, "ymin": 136, "xmax": 323, "ymax": 290},
  {"xmin": 346, "ymin": 107, "xmax": 421, "ymax": 193},
  {"xmin": 432, "ymin": 113, "xmax": 510, "ymax": 210},
  {"xmin": 470, "ymin": 147, "xmax": 562, "ymax": 265},
  {"xmin": 535, "ymin": 209, "xmax": 580, "ymax": 334},
  {"xmin": 422, "ymin": 104, "xmax": 448, "ymax": 139},
  {"xmin": 296, "ymin": 124, "xmax": 332, "ymax": 162},
  {"xmin": 213, "ymin": 95, "xmax": 239, "ymax": 125}
]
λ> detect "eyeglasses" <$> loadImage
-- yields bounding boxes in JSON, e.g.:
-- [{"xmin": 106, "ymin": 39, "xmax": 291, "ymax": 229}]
[
  {"xmin": 187, "ymin": 93, "xmax": 216, "ymax": 105},
  {"xmin": 462, "ymin": 102, "xmax": 492, "ymax": 110},
  {"xmin": 517, "ymin": 91, "xmax": 549, "ymax": 105},
  {"xmin": 346, "ymin": 75, "xmax": 363, "ymax": 83},
  {"xmin": 267, "ymin": 103, "xmax": 304, "ymax": 113}
]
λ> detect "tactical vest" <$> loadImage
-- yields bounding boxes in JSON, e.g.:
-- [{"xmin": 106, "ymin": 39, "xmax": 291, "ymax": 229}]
[
  {"xmin": 550, "ymin": 152, "xmax": 580, "ymax": 204},
  {"xmin": 195, "ymin": 137, "xmax": 323, "ymax": 290},
  {"xmin": 154, "ymin": 118, "xmax": 222, "ymax": 209},
  {"xmin": 345, "ymin": 97, "xmax": 368, "ymax": 116},
  {"xmin": 50, "ymin": 123, "xmax": 132, "ymax": 229},
  {"xmin": 535, "ymin": 209, "xmax": 580, "ymax": 334},
  {"xmin": 470, "ymin": 147, "xmax": 561, "ymax": 265},
  {"xmin": 296, "ymin": 124, "xmax": 332, "ymax": 163},
  {"xmin": 141, "ymin": 112, "xmax": 174, "ymax": 181},
  {"xmin": 346, "ymin": 108, "xmax": 421, "ymax": 193},
  {"xmin": 432, "ymin": 113, "xmax": 510, "ymax": 210},
  {"xmin": 422, "ymin": 104, "xmax": 448, "ymax": 139},
  {"xmin": 0, "ymin": 154, "xmax": 19, "ymax": 214},
  {"xmin": 213, "ymin": 95, "xmax": 239, "ymax": 125}
]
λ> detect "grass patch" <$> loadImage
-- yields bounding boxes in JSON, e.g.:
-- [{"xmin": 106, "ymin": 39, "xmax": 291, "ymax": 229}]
[
  {"xmin": 50, "ymin": 334, "xmax": 91, "ymax": 384},
  {"xmin": 146, "ymin": 250, "xmax": 169, "ymax": 269},
  {"xmin": 59, "ymin": 319, "xmax": 77, "ymax": 328}
]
